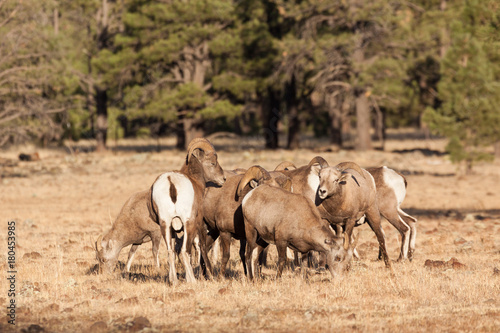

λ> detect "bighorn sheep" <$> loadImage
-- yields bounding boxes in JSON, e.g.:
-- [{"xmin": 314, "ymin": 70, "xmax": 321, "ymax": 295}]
[
  {"xmin": 94, "ymin": 190, "xmax": 162, "ymax": 273},
  {"xmin": 366, "ymin": 166, "xmax": 417, "ymax": 261},
  {"xmin": 203, "ymin": 165, "xmax": 291, "ymax": 276},
  {"xmin": 316, "ymin": 162, "xmax": 392, "ymax": 269},
  {"xmin": 277, "ymin": 159, "xmax": 416, "ymax": 262},
  {"xmin": 239, "ymin": 183, "xmax": 347, "ymax": 280},
  {"xmin": 149, "ymin": 138, "xmax": 225, "ymax": 283}
]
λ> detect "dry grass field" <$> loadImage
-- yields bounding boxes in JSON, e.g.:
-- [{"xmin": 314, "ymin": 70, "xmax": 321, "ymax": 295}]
[{"xmin": 1, "ymin": 130, "xmax": 499, "ymax": 332}]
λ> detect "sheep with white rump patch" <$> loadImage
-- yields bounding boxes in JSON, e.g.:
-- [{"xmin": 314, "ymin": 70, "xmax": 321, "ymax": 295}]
[
  {"xmin": 365, "ymin": 166, "xmax": 417, "ymax": 261},
  {"xmin": 277, "ymin": 159, "xmax": 417, "ymax": 262},
  {"xmin": 149, "ymin": 138, "xmax": 225, "ymax": 284},
  {"xmin": 239, "ymin": 181, "xmax": 347, "ymax": 280}
]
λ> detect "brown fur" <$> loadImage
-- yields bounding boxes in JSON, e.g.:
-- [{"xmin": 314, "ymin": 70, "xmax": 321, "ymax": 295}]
[
  {"xmin": 317, "ymin": 164, "xmax": 392, "ymax": 269},
  {"xmin": 203, "ymin": 166, "xmax": 291, "ymax": 276},
  {"xmin": 242, "ymin": 185, "xmax": 345, "ymax": 280}
]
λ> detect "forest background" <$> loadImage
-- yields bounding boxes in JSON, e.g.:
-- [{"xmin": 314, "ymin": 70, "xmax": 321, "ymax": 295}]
[{"xmin": 1, "ymin": 0, "xmax": 500, "ymax": 171}]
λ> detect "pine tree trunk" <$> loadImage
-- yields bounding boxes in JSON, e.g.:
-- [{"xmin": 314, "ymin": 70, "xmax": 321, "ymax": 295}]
[
  {"xmin": 372, "ymin": 99, "xmax": 385, "ymax": 150},
  {"xmin": 286, "ymin": 76, "xmax": 300, "ymax": 149},
  {"xmin": 183, "ymin": 117, "xmax": 203, "ymax": 148},
  {"xmin": 495, "ymin": 141, "xmax": 500, "ymax": 160},
  {"xmin": 176, "ymin": 116, "xmax": 186, "ymax": 150},
  {"xmin": 95, "ymin": 88, "xmax": 108, "ymax": 152},
  {"xmin": 329, "ymin": 111, "xmax": 343, "ymax": 147},
  {"xmin": 264, "ymin": 88, "xmax": 280, "ymax": 149},
  {"xmin": 355, "ymin": 90, "xmax": 372, "ymax": 151},
  {"xmin": 176, "ymin": 113, "xmax": 203, "ymax": 150},
  {"xmin": 328, "ymin": 95, "xmax": 343, "ymax": 147}
]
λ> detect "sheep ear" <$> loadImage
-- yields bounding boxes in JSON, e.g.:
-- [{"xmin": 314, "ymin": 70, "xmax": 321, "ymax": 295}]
[
  {"xmin": 249, "ymin": 179, "xmax": 259, "ymax": 188},
  {"xmin": 310, "ymin": 164, "xmax": 321, "ymax": 176},
  {"xmin": 338, "ymin": 173, "xmax": 350, "ymax": 184},
  {"xmin": 191, "ymin": 148, "xmax": 205, "ymax": 161}
]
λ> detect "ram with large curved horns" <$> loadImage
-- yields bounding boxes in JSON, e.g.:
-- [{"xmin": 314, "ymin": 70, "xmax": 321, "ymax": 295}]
[{"xmin": 316, "ymin": 161, "xmax": 392, "ymax": 269}]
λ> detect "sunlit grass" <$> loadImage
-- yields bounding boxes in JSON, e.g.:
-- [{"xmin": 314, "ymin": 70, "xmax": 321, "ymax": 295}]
[{"xmin": 1, "ymin": 134, "xmax": 499, "ymax": 331}]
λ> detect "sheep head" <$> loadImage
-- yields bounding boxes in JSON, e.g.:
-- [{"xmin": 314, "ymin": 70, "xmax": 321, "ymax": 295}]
[
  {"xmin": 94, "ymin": 234, "xmax": 117, "ymax": 274},
  {"xmin": 186, "ymin": 138, "xmax": 225, "ymax": 186},
  {"xmin": 317, "ymin": 162, "xmax": 364, "ymax": 200}
]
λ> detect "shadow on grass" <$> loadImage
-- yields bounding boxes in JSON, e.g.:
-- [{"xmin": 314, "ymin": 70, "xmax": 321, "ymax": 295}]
[
  {"xmin": 406, "ymin": 208, "xmax": 500, "ymax": 219},
  {"xmin": 392, "ymin": 148, "xmax": 447, "ymax": 157}
]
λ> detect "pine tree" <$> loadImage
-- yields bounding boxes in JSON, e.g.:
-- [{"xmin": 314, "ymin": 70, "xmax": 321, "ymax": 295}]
[
  {"xmin": 423, "ymin": 0, "xmax": 500, "ymax": 172},
  {"xmin": 113, "ymin": 0, "xmax": 244, "ymax": 149},
  {"xmin": 0, "ymin": 0, "xmax": 69, "ymax": 146}
]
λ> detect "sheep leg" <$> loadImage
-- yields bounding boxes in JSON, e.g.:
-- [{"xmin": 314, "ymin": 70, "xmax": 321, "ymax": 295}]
[
  {"xmin": 239, "ymin": 239, "xmax": 247, "ymax": 276},
  {"xmin": 300, "ymin": 253, "xmax": 309, "ymax": 280},
  {"xmin": 276, "ymin": 242, "xmax": 288, "ymax": 278},
  {"xmin": 365, "ymin": 208, "xmax": 392, "ymax": 269},
  {"xmin": 379, "ymin": 208, "xmax": 411, "ymax": 261},
  {"xmin": 399, "ymin": 208, "xmax": 417, "ymax": 261},
  {"xmin": 219, "ymin": 232, "xmax": 232, "ymax": 277},
  {"xmin": 293, "ymin": 251, "xmax": 301, "ymax": 268},
  {"xmin": 152, "ymin": 233, "xmax": 162, "ymax": 269},
  {"xmin": 254, "ymin": 245, "xmax": 266, "ymax": 279},
  {"xmin": 259, "ymin": 246, "xmax": 268, "ymax": 268},
  {"xmin": 343, "ymin": 219, "xmax": 356, "ymax": 271},
  {"xmin": 205, "ymin": 224, "xmax": 219, "ymax": 250},
  {"xmin": 126, "ymin": 244, "xmax": 140, "ymax": 272},
  {"xmin": 196, "ymin": 222, "xmax": 213, "ymax": 280},
  {"xmin": 160, "ymin": 220, "xmax": 178, "ymax": 285},
  {"xmin": 181, "ymin": 224, "xmax": 196, "ymax": 283},
  {"xmin": 244, "ymin": 226, "xmax": 257, "ymax": 280}
]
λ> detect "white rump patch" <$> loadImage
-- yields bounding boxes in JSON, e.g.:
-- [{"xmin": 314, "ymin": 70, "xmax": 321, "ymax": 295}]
[
  {"xmin": 152, "ymin": 172, "xmax": 195, "ymax": 230},
  {"xmin": 382, "ymin": 166, "xmax": 406, "ymax": 205}
]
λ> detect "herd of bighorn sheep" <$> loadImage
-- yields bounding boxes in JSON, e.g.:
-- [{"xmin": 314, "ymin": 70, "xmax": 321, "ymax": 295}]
[{"xmin": 94, "ymin": 138, "xmax": 416, "ymax": 283}]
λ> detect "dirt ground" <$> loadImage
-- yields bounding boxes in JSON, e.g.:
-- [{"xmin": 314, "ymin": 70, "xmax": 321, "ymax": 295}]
[{"xmin": 1, "ymin": 130, "xmax": 499, "ymax": 332}]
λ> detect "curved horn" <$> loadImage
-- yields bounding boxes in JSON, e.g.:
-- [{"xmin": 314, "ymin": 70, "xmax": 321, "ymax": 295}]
[
  {"xmin": 186, "ymin": 138, "xmax": 215, "ymax": 163},
  {"xmin": 96, "ymin": 234, "xmax": 103, "ymax": 252},
  {"xmin": 343, "ymin": 232, "xmax": 350, "ymax": 251},
  {"xmin": 308, "ymin": 156, "xmax": 329, "ymax": 168},
  {"xmin": 335, "ymin": 161, "xmax": 365, "ymax": 178},
  {"xmin": 274, "ymin": 161, "xmax": 297, "ymax": 171},
  {"xmin": 236, "ymin": 166, "xmax": 270, "ymax": 197}
]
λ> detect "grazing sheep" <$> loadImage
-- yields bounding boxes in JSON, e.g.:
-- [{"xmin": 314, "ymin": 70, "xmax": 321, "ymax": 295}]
[
  {"xmin": 316, "ymin": 162, "xmax": 393, "ymax": 269},
  {"xmin": 240, "ymin": 183, "xmax": 346, "ymax": 280},
  {"xmin": 149, "ymin": 138, "xmax": 225, "ymax": 284},
  {"xmin": 203, "ymin": 166, "xmax": 291, "ymax": 276},
  {"xmin": 94, "ymin": 190, "xmax": 162, "ymax": 273}
]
